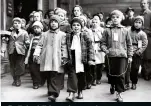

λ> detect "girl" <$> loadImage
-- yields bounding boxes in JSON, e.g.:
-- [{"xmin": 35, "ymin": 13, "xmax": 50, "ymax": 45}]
[
  {"xmin": 129, "ymin": 16, "xmax": 148, "ymax": 90},
  {"xmin": 33, "ymin": 15, "xmax": 66, "ymax": 102},
  {"xmin": 72, "ymin": 5, "xmax": 83, "ymax": 18},
  {"xmin": 65, "ymin": 17, "xmax": 94, "ymax": 101},
  {"xmin": 91, "ymin": 14, "xmax": 105, "ymax": 85},
  {"xmin": 101, "ymin": 10, "xmax": 133, "ymax": 102}
]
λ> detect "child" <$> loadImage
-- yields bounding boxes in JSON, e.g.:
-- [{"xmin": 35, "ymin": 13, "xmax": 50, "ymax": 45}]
[
  {"xmin": 129, "ymin": 16, "xmax": 148, "ymax": 90},
  {"xmin": 91, "ymin": 14, "xmax": 105, "ymax": 85},
  {"xmin": 101, "ymin": 10, "xmax": 133, "ymax": 102},
  {"xmin": 25, "ymin": 21, "xmax": 43, "ymax": 89},
  {"xmin": 21, "ymin": 18, "xmax": 26, "ymax": 30},
  {"xmin": 79, "ymin": 15, "xmax": 94, "ymax": 89},
  {"xmin": 65, "ymin": 17, "xmax": 94, "ymax": 101},
  {"xmin": 72, "ymin": 5, "xmax": 83, "ymax": 18},
  {"xmin": 8, "ymin": 17, "xmax": 30, "ymax": 87},
  {"xmin": 33, "ymin": 15, "xmax": 66, "ymax": 102},
  {"xmin": 54, "ymin": 8, "xmax": 71, "ymax": 33}
]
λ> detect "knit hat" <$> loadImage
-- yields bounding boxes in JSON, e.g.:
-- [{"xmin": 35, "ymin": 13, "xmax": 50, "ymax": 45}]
[
  {"xmin": 49, "ymin": 15, "xmax": 61, "ymax": 25},
  {"xmin": 125, "ymin": 7, "xmax": 134, "ymax": 14},
  {"xmin": 32, "ymin": 21, "xmax": 43, "ymax": 30},
  {"xmin": 54, "ymin": 8, "xmax": 67, "ymax": 16},
  {"xmin": 12, "ymin": 17, "xmax": 22, "ymax": 24},
  {"xmin": 71, "ymin": 17, "xmax": 83, "ymax": 28},
  {"xmin": 110, "ymin": 10, "xmax": 125, "ymax": 20},
  {"xmin": 134, "ymin": 16, "xmax": 144, "ymax": 25}
]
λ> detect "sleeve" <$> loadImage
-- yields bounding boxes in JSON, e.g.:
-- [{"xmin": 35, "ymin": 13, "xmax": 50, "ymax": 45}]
[
  {"xmin": 126, "ymin": 29, "xmax": 133, "ymax": 58},
  {"xmin": 24, "ymin": 31, "xmax": 30, "ymax": 46},
  {"xmin": 85, "ymin": 32, "xmax": 95, "ymax": 62},
  {"xmin": 137, "ymin": 32, "xmax": 148, "ymax": 55},
  {"xmin": 61, "ymin": 33, "xmax": 68, "ymax": 59},
  {"xmin": 33, "ymin": 33, "xmax": 45, "ymax": 56},
  {"xmin": 100, "ymin": 29, "xmax": 108, "ymax": 53}
]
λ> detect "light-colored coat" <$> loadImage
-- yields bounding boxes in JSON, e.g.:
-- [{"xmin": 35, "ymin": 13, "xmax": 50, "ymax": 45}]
[
  {"xmin": 33, "ymin": 30, "xmax": 67, "ymax": 73},
  {"xmin": 91, "ymin": 27, "xmax": 105, "ymax": 64}
]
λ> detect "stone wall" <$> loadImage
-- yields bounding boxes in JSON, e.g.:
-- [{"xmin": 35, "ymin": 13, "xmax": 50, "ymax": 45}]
[{"xmin": 80, "ymin": 0, "xmax": 151, "ymax": 17}]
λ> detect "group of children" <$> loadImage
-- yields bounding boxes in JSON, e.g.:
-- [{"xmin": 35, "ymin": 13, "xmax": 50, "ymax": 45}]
[{"xmin": 2, "ymin": 4, "xmax": 149, "ymax": 102}]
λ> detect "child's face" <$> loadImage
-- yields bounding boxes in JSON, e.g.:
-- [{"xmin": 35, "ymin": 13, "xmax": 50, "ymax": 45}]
[
  {"xmin": 33, "ymin": 26, "xmax": 42, "ymax": 34},
  {"xmin": 128, "ymin": 10, "xmax": 134, "ymax": 17},
  {"xmin": 111, "ymin": 14, "xmax": 122, "ymax": 25},
  {"xmin": 74, "ymin": 7, "xmax": 81, "ymax": 17},
  {"xmin": 21, "ymin": 22, "xmax": 26, "ymax": 28},
  {"xmin": 49, "ymin": 11, "xmax": 54, "ymax": 17},
  {"xmin": 107, "ymin": 20, "xmax": 112, "ymax": 26},
  {"xmin": 57, "ymin": 12, "xmax": 65, "ymax": 21},
  {"xmin": 92, "ymin": 16, "xmax": 100, "ymax": 28},
  {"xmin": 50, "ymin": 20, "xmax": 59, "ymax": 30},
  {"xmin": 72, "ymin": 22, "xmax": 82, "ymax": 33},
  {"xmin": 13, "ymin": 21, "xmax": 21, "ymax": 29},
  {"xmin": 34, "ymin": 13, "xmax": 41, "ymax": 21},
  {"xmin": 30, "ymin": 17, "xmax": 34, "ymax": 22},
  {"xmin": 134, "ymin": 19, "xmax": 142, "ymax": 29}
]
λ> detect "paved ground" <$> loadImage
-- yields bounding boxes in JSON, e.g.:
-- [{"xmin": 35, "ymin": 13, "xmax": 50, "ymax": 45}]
[{"xmin": 1, "ymin": 72, "xmax": 151, "ymax": 102}]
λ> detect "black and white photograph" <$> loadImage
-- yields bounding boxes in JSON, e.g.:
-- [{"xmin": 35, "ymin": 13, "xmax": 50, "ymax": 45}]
[{"xmin": 1, "ymin": 0, "xmax": 151, "ymax": 103}]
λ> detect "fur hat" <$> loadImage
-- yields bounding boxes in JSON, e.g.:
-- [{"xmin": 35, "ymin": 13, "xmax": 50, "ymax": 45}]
[
  {"xmin": 71, "ymin": 17, "xmax": 83, "ymax": 28},
  {"xmin": 49, "ymin": 15, "xmax": 61, "ymax": 25},
  {"xmin": 32, "ymin": 21, "xmax": 43, "ymax": 30},
  {"xmin": 54, "ymin": 8, "xmax": 67, "ymax": 16},
  {"xmin": 110, "ymin": 10, "xmax": 125, "ymax": 20},
  {"xmin": 12, "ymin": 17, "xmax": 22, "ymax": 23},
  {"xmin": 134, "ymin": 16, "xmax": 144, "ymax": 25}
]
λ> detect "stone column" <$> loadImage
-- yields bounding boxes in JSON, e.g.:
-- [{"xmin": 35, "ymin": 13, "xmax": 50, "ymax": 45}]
[
  {"xmin": 37, "ymin": 0, "xmax": 43, "ymax": 10},
  {"xmin": 49, "ymin": 0, "xmax": 57, "ymax": 9}
]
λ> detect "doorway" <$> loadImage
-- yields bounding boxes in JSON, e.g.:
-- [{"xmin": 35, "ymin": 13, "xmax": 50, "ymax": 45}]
[{"xmin": 14, "ymin": 0, "xmax": 37, "ymax": 22}]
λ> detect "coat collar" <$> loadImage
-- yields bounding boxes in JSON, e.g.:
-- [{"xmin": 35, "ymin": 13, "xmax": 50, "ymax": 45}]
[
  {"xmin": 49, "ymin": 29, "xmax": 60, "ymax": 34},
  {"xmin": 11, "ymin": 29, "xmax": 22, "ymax": 40},
  {"xmin": 141, "ymin": 9, "xmax": 151, "ymax": 15},
  {"xmin": 109, "ymin": 24, "xmax": 124, "ymax": 28}
]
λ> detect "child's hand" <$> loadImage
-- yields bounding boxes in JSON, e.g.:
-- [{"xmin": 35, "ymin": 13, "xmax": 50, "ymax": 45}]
[
  {"xmin": 33, "ymin": 55, "xmax": 39, "ymax": 63},
  {"xmin": 61, "ymin": 58, "xmax": 68, "ymax": 66},
  {"xmin": 128, "ymin": 57, "xmax": 132, "ymax": 63}
]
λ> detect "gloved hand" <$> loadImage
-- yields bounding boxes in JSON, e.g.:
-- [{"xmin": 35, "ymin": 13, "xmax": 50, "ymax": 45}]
[{"xmin": 33, "ymin": 55, "xmax": 39, "ymax": 63}]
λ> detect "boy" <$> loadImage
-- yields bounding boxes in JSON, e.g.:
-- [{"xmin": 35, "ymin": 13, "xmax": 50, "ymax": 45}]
[
  {"xmin": 129, "ymin": 16, "xmax": 148, "ymax": 90},
  {"xmin": 101, "ymin": 10, "xmax": 133, "ymax": 102},
  {"xmin": 25, "ymin": 21, "xmax": 43, "ymax": 89},
  {"xmin": 8, "ymin": 17, "xmax": 30, "ymax": 87}
]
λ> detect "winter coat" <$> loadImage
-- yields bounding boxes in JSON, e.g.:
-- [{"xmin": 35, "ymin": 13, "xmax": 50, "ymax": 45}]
[
  {"xmin": 33, "ymin": 30, "xmax": 67, "ymax": 72},
  {"xmin": 8, "ymin": 29, "xmax": 30, "ymax": 55},
  {"xmin": 100, "ymin": 24, "xmax": 133, "ymax": 58}
]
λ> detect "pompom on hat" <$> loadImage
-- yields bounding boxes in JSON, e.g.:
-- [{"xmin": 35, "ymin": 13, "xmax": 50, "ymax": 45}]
[
  {"xmin": 32, "ymin": 21, "xmax": 43, "ymax": 30},
  {"xmin": 110, "ymin": 10, "xmax": 125, "ymax": 20},
  {"xmin": 134, "ymin": 15, "xmax": 144, "ymax": 25},
  {"xmin": 12, "ymin": 17, "xmax": 22, "ymax": 24}
]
